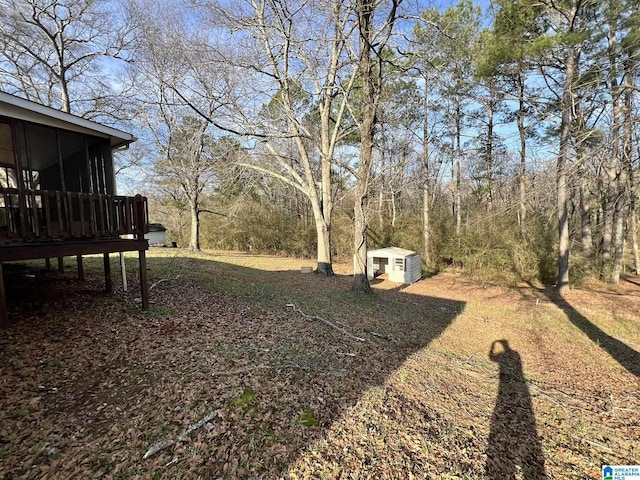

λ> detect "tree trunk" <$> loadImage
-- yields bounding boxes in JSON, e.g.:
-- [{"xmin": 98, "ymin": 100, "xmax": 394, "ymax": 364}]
[
  {"xmin": 602, "ymin": 14, "xmax": 626, "ymax": 281},
  {"xmin": 557, "ymin": 42, "xmax": 578, "ymax": 293},
  {"xmin": 602, "ymin": 101, "xmax": 622, "ymax": 279},
  {"xmin": 632, "ymin": 207, "xmax": 640, "ymax": 275},
  {"xmin": 516, "ymin": 70, "xmax": 527, "ymax": 239},
  {"xmin": 577, "ymin": 144, "xmax": 593, "ymax": 256},
  {"xmin": 454, "ymin": 94, "xmax": 462, "ymax": 236},
  {"xmin": 579, "ymin": 170, "xmax": 593, "ymax": 257},
  {"xmin": 60, "ymin": 77, "xmax": 71, "ymax": 113},
  {"xmin": 352, "ymin": 0, "xmax": 376, "ymax": 294},
  {"xmin": 189, "ymin": 200, "xmax": 200, "ymax": 252},
  {"xmin": 486, "ymin": 91, "xmax": 494, "ymax": 212},
  {"xmin": 390, "ymin": 188, "xmax": 397, "ymax": 227},
  {"xmin": 378, "ymin": 189, "xmax": 384, "ymax": 227},
  {"xmin": 422, "ymin": 83, "xmax": 432, "ymax": 267},
  {"xmin": 612, "ymin": 192, "xmax": 627, "ymax": 283},
  {"xmin": 313, "ymin": 198, "xmax": 333, "ymax": 275},
  {"xmin": 601, "ymin": 174, "xmax": 616, "ymax": 270},
  {"xmin": 423, "ymin": 181, "xmax": 431, "ymax": 267},
  {"xmin": 626, "ymin": 0, "xmax": 639, "ymax": 276},
  {"xmin": 613, "ymin": 70, "xmax": 635, "ymax": 282},
  {"xmin": 317, "ymin": 57, "xmax": 337, "ymax": 276},
  {"xmin": 353, "ymin": 184, "xmax": 371, "ymax": 293},
  {"xmin": 56, "ymin": 58, "xmax": 71, "ymax": 113},
  {"xmin": 630, "ymin": 142, "xmax": 640, "ymax": 276}
]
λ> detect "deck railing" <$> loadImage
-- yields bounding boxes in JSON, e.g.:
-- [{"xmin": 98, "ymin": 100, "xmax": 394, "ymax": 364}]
[{"xmin": 0, "ymin": 188, "xmax": 149, "ymax": 243}]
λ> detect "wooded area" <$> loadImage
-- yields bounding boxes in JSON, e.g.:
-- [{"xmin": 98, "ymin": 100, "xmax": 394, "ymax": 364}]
[{"xmin": 2, "ymin": 0, "xmax": 639, "ymax": 291}]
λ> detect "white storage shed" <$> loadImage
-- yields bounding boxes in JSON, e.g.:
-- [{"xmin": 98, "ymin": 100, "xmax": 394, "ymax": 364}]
[
  {"xmin": 367, "ymin": 247, "xmax": 422, "ymax": 284},
  {"xmin": 123, "ymin": 223, "xmax": 167, "ymax": 245},
  {"xmin": 146, "ymin": 223, "xmax": 167, "ymax": 246}
]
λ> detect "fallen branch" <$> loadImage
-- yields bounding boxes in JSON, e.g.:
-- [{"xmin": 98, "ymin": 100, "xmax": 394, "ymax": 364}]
[
  {"xmin": 165, "ymin": 457, "xmax": 181, "ymax": 467},
  {"xmin": 366, "ymin": 331, "xmax": 392, "ymax": 341},
  {"xmin": 459, "ymin": 354, "xmax": 475, "ymax": 365},
  {"xmin": 581, "ymin": 437, "xmax": 613, "ymax": 452},
  {"xmin": 143, "ymin": 410, "xmax": 220, "ymax": 460},
  {"xmin": 210, "ymin": 364, "xmax": 271, "ymax": 376},
  {"xmin": 286, "ymin": 304, "xmax": 366, "ymax": 342},
  {"xmin": 150, "ymin": 275, "xmax": 183, "ymax": 290}
]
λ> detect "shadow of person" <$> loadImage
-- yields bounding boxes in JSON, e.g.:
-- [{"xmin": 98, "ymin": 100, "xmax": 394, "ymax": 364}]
[{"xmin": 485, "ymin": 340, "xmax": 547, "ymax": 479}]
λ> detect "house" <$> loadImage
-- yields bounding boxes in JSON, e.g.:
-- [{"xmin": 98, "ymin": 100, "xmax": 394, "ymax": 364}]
[
  {"xmin": 0, "ymin": 91, "xmax": 150, "ymax": 323},
  {"xmin": 367, "ymin": 247, "xmax": 422, "ymax": 284}
]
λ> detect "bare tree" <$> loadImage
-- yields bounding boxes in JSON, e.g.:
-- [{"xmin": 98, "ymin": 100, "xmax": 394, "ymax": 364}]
[
  {"xmin": 129, "ymin": 0, "xmax": 359, "ymax": 274},
  {"xmin": 0, "ymin": 0, "xmax": 134, "ymax": 119},
  {"xmin": 153, "ymin": 114, "xmax": 228, "ymax": 252},
  {"xmin": 351, "ymin": 0, "xmax": 401, "ymax": 293}
]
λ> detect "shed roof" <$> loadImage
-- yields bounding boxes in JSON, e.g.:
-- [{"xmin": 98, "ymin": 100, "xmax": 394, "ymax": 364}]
[
  {"xmin": 368, "ymin": 247, "xmax": 418, "ymax": 257},
  {"xmin": 0, "ymin": 91, "xmax": 135, "ymax": 148},
  {"xmin": 148, "ymin": 223, "xmax": 167, "ymax": 232}
]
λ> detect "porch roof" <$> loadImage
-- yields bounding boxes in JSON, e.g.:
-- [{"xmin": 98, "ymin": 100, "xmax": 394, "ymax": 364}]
[{"xmin": 0, "ymin": 91, "xmax": 135, "ymax": 148}]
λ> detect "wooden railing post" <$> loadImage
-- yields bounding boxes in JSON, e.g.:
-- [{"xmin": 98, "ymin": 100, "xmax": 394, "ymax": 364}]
[
  {"xmin": 134, "ymin": 194, "xmax": 146, "ymax": 240},
  {"xmin": 0, "ymin": 263, "xmax": 6, "ymax": 326}
]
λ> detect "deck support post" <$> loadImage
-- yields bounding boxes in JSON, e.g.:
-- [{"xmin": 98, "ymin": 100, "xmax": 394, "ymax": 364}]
[
  {"xmin": 0, "ymin": 263, "xmax": 6, "ymax": 326},
  {"xmin": 138, "ymin": 249, "xmax": 149, "ymax": 309},
  {"xmin": 134, "ymin": 194, "xmax": 149, "ymax": 310},
  {"xmin": 119, "ymin": 253, "xmax": 128, "ymax": 292},
  {"xmin": 45, "ymin": 258, "xmax": 51, "ymax": 270},
  {"xmin": 77, "ymin": 255, "xmax": 84, "ymax": 282},
  {"xmin": 104, "ymin": 253, "xmax": 112, "ymax": 293},
  {"xmin": 57, "ymin": 256, "xmax": 64, "ymax": 273}
]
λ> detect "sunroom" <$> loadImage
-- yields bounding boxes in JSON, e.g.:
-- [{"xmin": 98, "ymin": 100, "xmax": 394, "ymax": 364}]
[{"xmin": 0, "ymin": 91, "xmax": 150, "ymax": 323}]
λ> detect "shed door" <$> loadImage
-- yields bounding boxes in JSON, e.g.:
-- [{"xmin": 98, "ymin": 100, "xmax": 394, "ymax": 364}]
[{"xmin": 378, "ymin": 257, "xmax": 389, "ymax": 274}]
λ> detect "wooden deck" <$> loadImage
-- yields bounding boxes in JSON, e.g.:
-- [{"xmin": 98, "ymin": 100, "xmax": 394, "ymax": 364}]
[
  {"xmin": 0, "ymin": 188, "xmax": 148, "ymax": 243},
  {"xmin": 0, "ymin": 189, "xmax": 151, "ymax": 325},
  {"xmin": 0, "ymin": 238, "xmax": 147, "ymax": 262}
]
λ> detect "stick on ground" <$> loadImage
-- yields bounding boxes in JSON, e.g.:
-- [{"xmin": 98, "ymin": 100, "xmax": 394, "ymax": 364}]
[
  {"xmin": 142, "ymin": 410, "xmax": 220, "ymax": 460},
  {"xmin": 287, "ymin": 303, "xmax": 366, "ymax": 342}
]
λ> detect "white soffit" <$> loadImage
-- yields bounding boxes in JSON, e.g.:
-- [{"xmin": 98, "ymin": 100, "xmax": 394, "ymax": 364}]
[{"xmin": 0, "ymin": 91, "xmax": 135, "ymax": 148}]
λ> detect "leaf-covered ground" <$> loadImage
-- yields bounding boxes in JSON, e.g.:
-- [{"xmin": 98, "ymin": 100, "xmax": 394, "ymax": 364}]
[{"xmin": 0, "ymin": 250, "xmax": 638, "ymax": 479}]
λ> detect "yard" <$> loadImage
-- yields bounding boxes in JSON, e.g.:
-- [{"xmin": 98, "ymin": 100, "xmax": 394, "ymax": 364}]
[{"xmin": 0, "ymin": 249, "xmax": 638, "ymax": 479}]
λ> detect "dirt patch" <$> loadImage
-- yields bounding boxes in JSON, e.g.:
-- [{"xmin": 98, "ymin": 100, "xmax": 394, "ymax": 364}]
[{"xmin": 0, "ymin": 251, "xmax": 638, "ymax": 478}]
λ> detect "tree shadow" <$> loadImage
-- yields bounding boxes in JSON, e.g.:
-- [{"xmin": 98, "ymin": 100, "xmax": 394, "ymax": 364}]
[
  {"xmin": 485, "ymin": 339, "xmax": 547, "ymax": 479},
  {"xmin": 623, "ymin": 275, "xmax": 640, "ymax": 288},
  {"xmin": 0, "ymin": 253, "xmax": 466, "ymax": 478},
  {"xmin": 538, "ymin": 286, "xmax": 640, "ymax": 378}
]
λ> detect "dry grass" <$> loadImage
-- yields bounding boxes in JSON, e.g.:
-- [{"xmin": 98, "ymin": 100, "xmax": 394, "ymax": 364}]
[{"xmin": 0, "ymin": 248, "xmax": 638, "ymax": 479}]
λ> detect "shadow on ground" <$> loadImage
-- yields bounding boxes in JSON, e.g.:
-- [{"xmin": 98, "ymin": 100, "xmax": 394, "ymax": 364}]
[
  {"xmin": 0, "ymin": 253, "xmax": 466, "ymax": 478},
  {"xmin": 485, "ymin": 339, "xmax": 547, "ymax": 479},
  {"xmin": 534, "ymin": 285, "xmax": 640, "ymax": 378}
]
